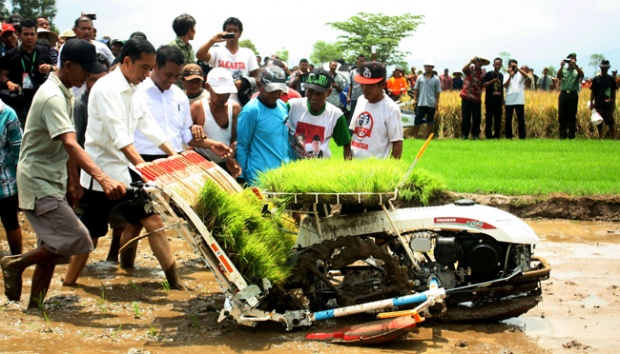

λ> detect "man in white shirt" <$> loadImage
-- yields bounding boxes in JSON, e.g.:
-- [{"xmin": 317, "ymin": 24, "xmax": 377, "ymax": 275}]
[
  {"xmin": 503, "ymin": 59, "xmax": 530, "ymax": 139},
  {"xmin": 349, "ymin": 62, "xmax": 403, "ymax": 159},
  {"xmin": 135, "ymin": 45, "xmax": 233, "ymax": 161},
  {"xmin": 195, "ymin": 17, "xmax": 259, "ymax": 105},
  {"xmin": 63, "ymin": 38, "xmax": 197, "ymax": 289},
  {"xmin": 58, "ymin": 16, "xmax": 115, "ymax": 67}
]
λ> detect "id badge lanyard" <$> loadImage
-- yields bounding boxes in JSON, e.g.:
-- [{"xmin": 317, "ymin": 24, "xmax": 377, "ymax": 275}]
[{"xmin": 20, "ymin": 51, "xmax": 37, "ymax": 90}]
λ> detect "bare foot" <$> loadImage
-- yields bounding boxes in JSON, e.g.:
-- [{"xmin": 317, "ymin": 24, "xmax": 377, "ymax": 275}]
[{"xmin": 0, "ymin": 255, "xmax": 24, "ymax": 301}]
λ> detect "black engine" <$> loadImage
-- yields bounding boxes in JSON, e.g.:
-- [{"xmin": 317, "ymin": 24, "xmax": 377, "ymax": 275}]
[{"xmin": 435, "ymin": 235, "xmax": 504, "ymax": 281}]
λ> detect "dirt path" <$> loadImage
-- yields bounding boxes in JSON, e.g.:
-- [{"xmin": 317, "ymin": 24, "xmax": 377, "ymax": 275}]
[{"xmin": 1, "ymin": 217, "xmax": 619, "ymax": 353}]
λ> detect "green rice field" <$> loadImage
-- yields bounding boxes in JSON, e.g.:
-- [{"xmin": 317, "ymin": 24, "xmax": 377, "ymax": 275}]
[{"xmin": 331, "ymin": 139, "xmax": 620, "ymax": 196}]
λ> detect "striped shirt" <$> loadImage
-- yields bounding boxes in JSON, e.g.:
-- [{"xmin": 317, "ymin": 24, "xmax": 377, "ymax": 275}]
[{"xmin": 0, "ymin": 102, "xmax": 22, "ymax": 199}]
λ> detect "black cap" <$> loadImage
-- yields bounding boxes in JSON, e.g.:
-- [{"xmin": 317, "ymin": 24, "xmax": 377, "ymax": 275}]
[
  {"xmin": 305, "ymin": 68, "xmax": 333, "ymax": 93},
  {"xmin": 61, "ymin": 39, "xmax": 106, "ymax": 74},
  {"xmin": 600, "ymin": 60, "xmax": 611, "ymax": 68},
  {"xmin": 354, "ymin": 62, "xmax": 386, "ymax": 84},
  {"xmin": 7, "ymin": 13, "xmax": 23, "ymax": 26},
  {"xmin": 129, "ymin": 31, "xmax": 147, "ymax": 40}
]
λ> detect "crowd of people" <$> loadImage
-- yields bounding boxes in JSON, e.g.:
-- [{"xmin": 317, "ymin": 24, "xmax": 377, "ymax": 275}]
[
  {"xmin": 398, "ymin": 55, "xmax": 617, "ymax": 140},
  {"xmin": 0, "ymin": 11, "xmax": 617, "ymax": 309},
  {"xmin": 0, "ymin": 12, "xmax": 404, "ymax": 308}
]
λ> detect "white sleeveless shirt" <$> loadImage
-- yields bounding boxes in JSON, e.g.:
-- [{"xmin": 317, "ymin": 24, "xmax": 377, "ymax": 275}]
[{"xmin": 195, "ymin": 97, "xmax": 233, "ymax": 163}]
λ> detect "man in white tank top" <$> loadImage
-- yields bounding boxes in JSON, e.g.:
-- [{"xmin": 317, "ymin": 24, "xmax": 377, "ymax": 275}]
[{"xmin": 190, "ymin": 68, "xmax": 242, "ymax": 177}]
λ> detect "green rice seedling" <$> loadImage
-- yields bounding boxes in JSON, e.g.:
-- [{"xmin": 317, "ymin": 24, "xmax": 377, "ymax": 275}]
[
  {"xmin": 33, "ymin": 291, "xmax": 46, "ymax": 311},
  {"xmin": 129, "ymin": 281, "xmax": 141, "ymax": 292},
  {"xmin": 190, "ymin": 315, "xmax": 201, "ymax": 331},
  {"xmin": 161, "ymin": 281, "xmax": 171, "ymax": 292},
  {"xmin": 132, "ymin": 302, "xmax": 142, "ymax": 317},
  {"xmin": 195, "ymin": 181, "xmax": 296, "ymax": 286},
  {"xmin": 256, "ymin": 158, "xmax": 446, "ymax": 205},
  {"xmin": 147, "ymin": 325, "xmax": 157, "ymax": 337},
  {"xmin": 98, "ymin": 290, "xmax": 107, "ymax": 313}
]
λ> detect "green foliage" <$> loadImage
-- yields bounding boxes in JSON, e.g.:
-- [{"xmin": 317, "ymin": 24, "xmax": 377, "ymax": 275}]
[
  {"xmin": 238, "ymin": 39, "xmax": 259, "ymax": 56},
  {"xmin": 310, "ymin": 41, "xmax": 342, "ymax": 66},
  {"xmin": 195, "ymin": 181, "xmax": 296, "ymax": 286},
  {"xmin": 256, "ymin": 158, "xmax": 445, "ymax": 205},
  {"xmin": 588, "ymin": 53, "xmax": 605, "ymax": 77},
  {"xmin": 327, "ymin": 12, "xmax": 424, "ymax": 65},
  {"xmin": 10, "ymin": 0, "xmax": 57, "ymax": 25},
  {"xmin": 0, "ymin": 1, "xmax": 10, "ymax": 19},
  {"xmin": 498, "ymin": 51, "xmax": 511, "ymax": 72},
  {"xmin": 546, "ymin": 65, "xmax": 557, "ymax": 77},
  {"xmin": 274, "ymin": 47, "xmax": 289, "ymax": 63}
]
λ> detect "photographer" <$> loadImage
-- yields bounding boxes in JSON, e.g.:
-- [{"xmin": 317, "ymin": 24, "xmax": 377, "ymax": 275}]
[
  {"xmin": 195, "ymin": 17, "xmax": 259, "ymax": 106},
  {"xmin": 503, "ymin": 59, "xmax": 529, "ymax": 139},
  {"xmin": 0, "ymin": 19, "xmax": 55, "ymax": 128},
  {"xmin": 556, "ymin": 53, "xmax": 584, "ymax": 139}
]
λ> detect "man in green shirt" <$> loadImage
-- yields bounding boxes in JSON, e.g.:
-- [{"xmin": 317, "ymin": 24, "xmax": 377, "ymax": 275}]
[
  {"xmin": 557, "ymin": 52, "xmax": 584, "ymax": 139},
  {"xmin": 169, "ymin": 13, "xmax": 196, "ymax": 66},
  {"xmin": 0, "ymin": 39, "xmax": 125, "ymax": 308}
]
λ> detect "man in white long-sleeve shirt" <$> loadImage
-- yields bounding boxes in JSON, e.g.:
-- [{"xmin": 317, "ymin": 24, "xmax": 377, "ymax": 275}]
[
  {"xmin": 63, "ymin": 38, "xmax": 197, "ymax": 288},
  {"xmin": 134, "ymin": 45, "xmax": 232, "ymax": 162}
]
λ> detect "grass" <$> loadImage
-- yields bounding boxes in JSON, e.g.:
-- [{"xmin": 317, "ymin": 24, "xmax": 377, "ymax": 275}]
[{"xmin": 329, "ymin": 139, "xmax": 619, "ymax": 196}]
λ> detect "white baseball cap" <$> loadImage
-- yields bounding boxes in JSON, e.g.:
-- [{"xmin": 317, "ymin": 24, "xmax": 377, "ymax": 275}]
[
  {"xmin": 423, "ymin": 59, "xmax": 435, "ymax": 67},
  {"xmin": 206, "ymin": 68, "xmax": 237, "ymax": 94}
]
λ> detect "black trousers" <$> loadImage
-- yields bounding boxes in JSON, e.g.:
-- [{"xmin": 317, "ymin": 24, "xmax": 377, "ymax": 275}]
[
  {"xmin": 461, "ymin": 99, "xmax": 481, "ymax": 138},
  {"xmin": 558, "ymin": 91, "xmax": 578, "ymax": 139},
  {"xmin": 485, "ymin": 103, "xmax": 503, "ymax": 139},
  {"xmin": 505, "ymin": 104, "xmax": 526, "ymax": 139}
]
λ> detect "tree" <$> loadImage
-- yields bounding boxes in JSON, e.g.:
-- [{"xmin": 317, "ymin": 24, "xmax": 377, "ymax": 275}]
[
  {"xmin": 327, "ymin": 12, "xmax": 424, "ymax": 66},
  {"xmin": 589, "ymin": 53, "xmax": 605, "ymax": 77},
  {"xmin": 239, "ymin": 39, "xmax": 259, "ymax": 56},
  {"xmin": 309, "ymin": 41, "xmax": 343, "ymax": 66},
  {"xmin": 10, "ymin": 0, "xmax": 57, "ymax": 25},
  {"xmin": 274, "ymin": 48, "xmax": 288, "ymax": 63},
  {"xmin": 0, "ymin": 0, "xmax": 10, "ymax": 20},
  {"xmin": 497, "ymin": 51, "xmax": 511, "ymax": 71},
  {"xmin": 546, "ymin": 65, "xmax": 557, "ymax": 77}
]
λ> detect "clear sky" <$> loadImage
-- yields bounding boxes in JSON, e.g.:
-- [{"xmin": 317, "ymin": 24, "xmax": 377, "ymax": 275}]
[{"xmin": 42, "ymin": 0, "xmax": 620, "ymax": 77}]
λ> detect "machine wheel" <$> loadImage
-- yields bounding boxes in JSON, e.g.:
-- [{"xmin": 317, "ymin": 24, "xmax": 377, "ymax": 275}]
[{"xmin": 288, "ymin": 236, "xmax": 413, "ymax": 311}]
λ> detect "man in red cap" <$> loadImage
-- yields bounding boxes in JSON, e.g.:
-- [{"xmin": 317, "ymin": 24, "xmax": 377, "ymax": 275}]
[
  {"xmin": 1, "ymin": 39, "xmax": 125, "ymax": 309},
  {"xmin": 0, "ymin": 23, "xmax": 18, "ymax": 57},
  {"xmin": 348, "ymin": 61, "xmax": 403, "ymax": 159}
]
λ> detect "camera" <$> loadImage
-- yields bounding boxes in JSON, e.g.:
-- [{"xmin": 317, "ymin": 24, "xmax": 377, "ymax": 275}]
[
  {"xmin": 83, "ymin": 12, "xmax": 97, "ymax": 20},
  {"xmin": 221, "ymin": 33, "xmax": 235, "ymax": 39},
  {"xmin": 9, "ymin": 90, "xmax": 24, "ymax": 99},
  {"xmin": 563, "ymin": 59, "xmax": 571, "ymax": 64}
]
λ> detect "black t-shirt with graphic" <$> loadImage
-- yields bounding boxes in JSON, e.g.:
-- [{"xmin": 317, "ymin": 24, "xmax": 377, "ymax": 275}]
[{"xmin": 483, "ymin": 71, "xmax": 504, "ymax": 105}]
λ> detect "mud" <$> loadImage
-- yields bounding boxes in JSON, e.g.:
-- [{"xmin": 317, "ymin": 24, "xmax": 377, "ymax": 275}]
[
  {"xmin": 422, "ymin": 192, "xmax": 620, "ymax": 222},
  {"xmin": 1, "ymin": 215, "xmax": 619, "ymax": 353}
]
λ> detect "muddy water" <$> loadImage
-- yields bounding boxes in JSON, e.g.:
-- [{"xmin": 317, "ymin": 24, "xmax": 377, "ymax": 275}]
[{"xmin": 1, "ymin": 218, "xmax": 619, "ymax": 353}]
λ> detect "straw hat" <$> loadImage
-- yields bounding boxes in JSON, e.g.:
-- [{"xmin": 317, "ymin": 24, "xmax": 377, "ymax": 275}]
[
  {"xmin": 37, "ymin": 28, "xmax": 58, "ymax": 44},
  {"xmin": 475, "ymin": 56, "xmax": 490, "ymax": 66},
  {"xmin": 60, "ymin": 29, "xmax": 76, "ymax": 39}
]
